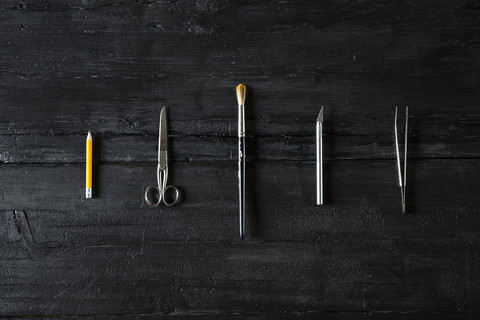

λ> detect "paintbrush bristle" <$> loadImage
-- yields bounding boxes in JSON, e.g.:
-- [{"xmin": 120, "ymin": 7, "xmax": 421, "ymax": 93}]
[{"xmin": 236, "ymin": 84, "xmax": 246, "ymax": 106}]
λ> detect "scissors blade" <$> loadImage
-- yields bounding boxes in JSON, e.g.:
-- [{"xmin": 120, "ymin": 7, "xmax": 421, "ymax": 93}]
[{"xmin": 158, "ymin": 107, "xmax": 168, "ymax": 163}]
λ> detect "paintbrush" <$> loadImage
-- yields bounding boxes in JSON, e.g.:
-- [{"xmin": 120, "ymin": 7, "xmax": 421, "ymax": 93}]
[{"xmin": 236, "ymin": 84, "xmax": 246, "ymax": 239}]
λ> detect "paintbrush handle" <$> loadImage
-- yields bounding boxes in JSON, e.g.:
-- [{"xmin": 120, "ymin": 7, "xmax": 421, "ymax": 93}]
[{"xmin": 238, "ymin": 136, "xmax": 246, "ymax": 239}]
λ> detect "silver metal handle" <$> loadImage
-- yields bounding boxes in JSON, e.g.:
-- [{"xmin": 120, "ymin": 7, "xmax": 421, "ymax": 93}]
[
  {"xmin": 316, "ymin": 120, "xmax": 323, "ymax": 205},
  {"xmin": 145, "ymin": 165, "xmax": 180, "ymax": 207}
]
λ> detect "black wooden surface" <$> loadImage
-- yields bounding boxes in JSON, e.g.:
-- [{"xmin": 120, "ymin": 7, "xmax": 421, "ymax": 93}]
[{"xmin": 1, "ymin": 0, "xmax": 480, "ymax": 318}]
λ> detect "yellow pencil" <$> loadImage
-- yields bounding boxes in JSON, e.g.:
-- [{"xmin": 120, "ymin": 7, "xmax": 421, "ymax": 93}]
[{"xmin": 86, "ymin": 131, "xmax": 92, "ymax": 198}]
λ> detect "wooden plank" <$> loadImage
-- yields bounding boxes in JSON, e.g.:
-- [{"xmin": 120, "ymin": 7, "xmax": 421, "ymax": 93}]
[
  {"xmin": 2, "ymin": 0, "xmax": 477, "ymax": 33},
  {"xmin": 0, "ymin": 57, "xmax": 479, "ymax": 136},
  {"xmin": 1, "ymin": 313, "xmax": 478, "ymax": 320},
  {"xmin": 1, "ymin": 133, "xmax": 479, "ymax": 164},
  {"xmin": 2, "ymin": 313, "xmax": 477, "ymax": 320},
  {"xmin": 0, "ymin": 159, "xmax": 478, "ymax": 211},
  {"xmin": 14, "ymin": 205, "xmax": 480, "ymax": 245},
  {"xmin": 1, "ymin": 229, "xmax": 479, "ymax": 315}
]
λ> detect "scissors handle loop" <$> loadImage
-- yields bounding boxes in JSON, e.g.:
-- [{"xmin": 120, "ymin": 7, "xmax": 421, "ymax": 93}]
[
  {"xmin": 145, "ymin": 164, "xmax": 180, "ymax": 207},
  {"xmin": 144, "ymin": 185, "xmax": 162, "ymax": 207},
  {"xmin": 162, "ymin": 185, "xmax": 180, "ymax": 207}
]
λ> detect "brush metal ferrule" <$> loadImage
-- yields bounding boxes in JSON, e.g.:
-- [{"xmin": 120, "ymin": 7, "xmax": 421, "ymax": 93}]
[{"xmin": 238, "ymin": 104, "xmax": 245, "ymax": 138}]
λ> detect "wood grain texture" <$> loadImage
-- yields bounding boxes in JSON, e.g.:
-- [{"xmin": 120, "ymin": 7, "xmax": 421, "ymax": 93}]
[
  {"xmin": 2, "ymin": 314, "xmax": 479, "ymax": 320},
  {"xmin": 0, "ymin": 159, "xmax": 478, "ymax": 211},
  {"xmin": 1, "ymin": 128, "xmax": 480, "ymax": 164},
  {"xmin": 1, "ymin": 0, "xmax": 480, "ymax": 318},
  {"xmin": 2, "ymin": 204, "xmax": 480, "ymax": 315}
]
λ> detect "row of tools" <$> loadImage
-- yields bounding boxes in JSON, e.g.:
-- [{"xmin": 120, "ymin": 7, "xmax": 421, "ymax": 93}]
[{"xmin": 85, "ymin": 84, "xmax": 409, "ymax": 239}]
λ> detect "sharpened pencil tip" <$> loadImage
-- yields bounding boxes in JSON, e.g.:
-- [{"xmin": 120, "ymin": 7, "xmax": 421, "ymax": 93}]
[{"xmin": 87, "ymin": 131, "xmax": 92, "ymax": 140}]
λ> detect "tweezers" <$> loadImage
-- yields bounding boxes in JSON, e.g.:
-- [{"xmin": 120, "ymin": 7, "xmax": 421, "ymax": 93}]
[{"xmin": 394, "ymin": 106, "xmax": 408, "ymax": 214}]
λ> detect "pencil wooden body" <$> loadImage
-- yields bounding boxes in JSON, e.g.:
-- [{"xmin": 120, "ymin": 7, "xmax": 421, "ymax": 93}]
[{"xmin": 86, "ymin": 132, "xmax": 92, "ymax": 198}]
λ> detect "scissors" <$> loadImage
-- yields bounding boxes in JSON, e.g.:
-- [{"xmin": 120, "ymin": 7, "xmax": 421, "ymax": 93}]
[{"xmin": 144, "ymin": 107, "xmax": 180, "ymax": 207}]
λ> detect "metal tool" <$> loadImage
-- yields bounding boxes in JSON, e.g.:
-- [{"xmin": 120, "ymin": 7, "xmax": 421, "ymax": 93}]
[
  {"xmin": 144, "ymin": 107, "xmax": 180, "ymax": 207},
  {"xmin": 316, "ymin": 107, "xmax": 323, "ymax": 205},
  {"xmin": 394, "ymin": 106, "xmax": 408, "ymax": 214},
  {"xmin": 236, "ymin": 84, "xmax": 246, "ymax": 239}
]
